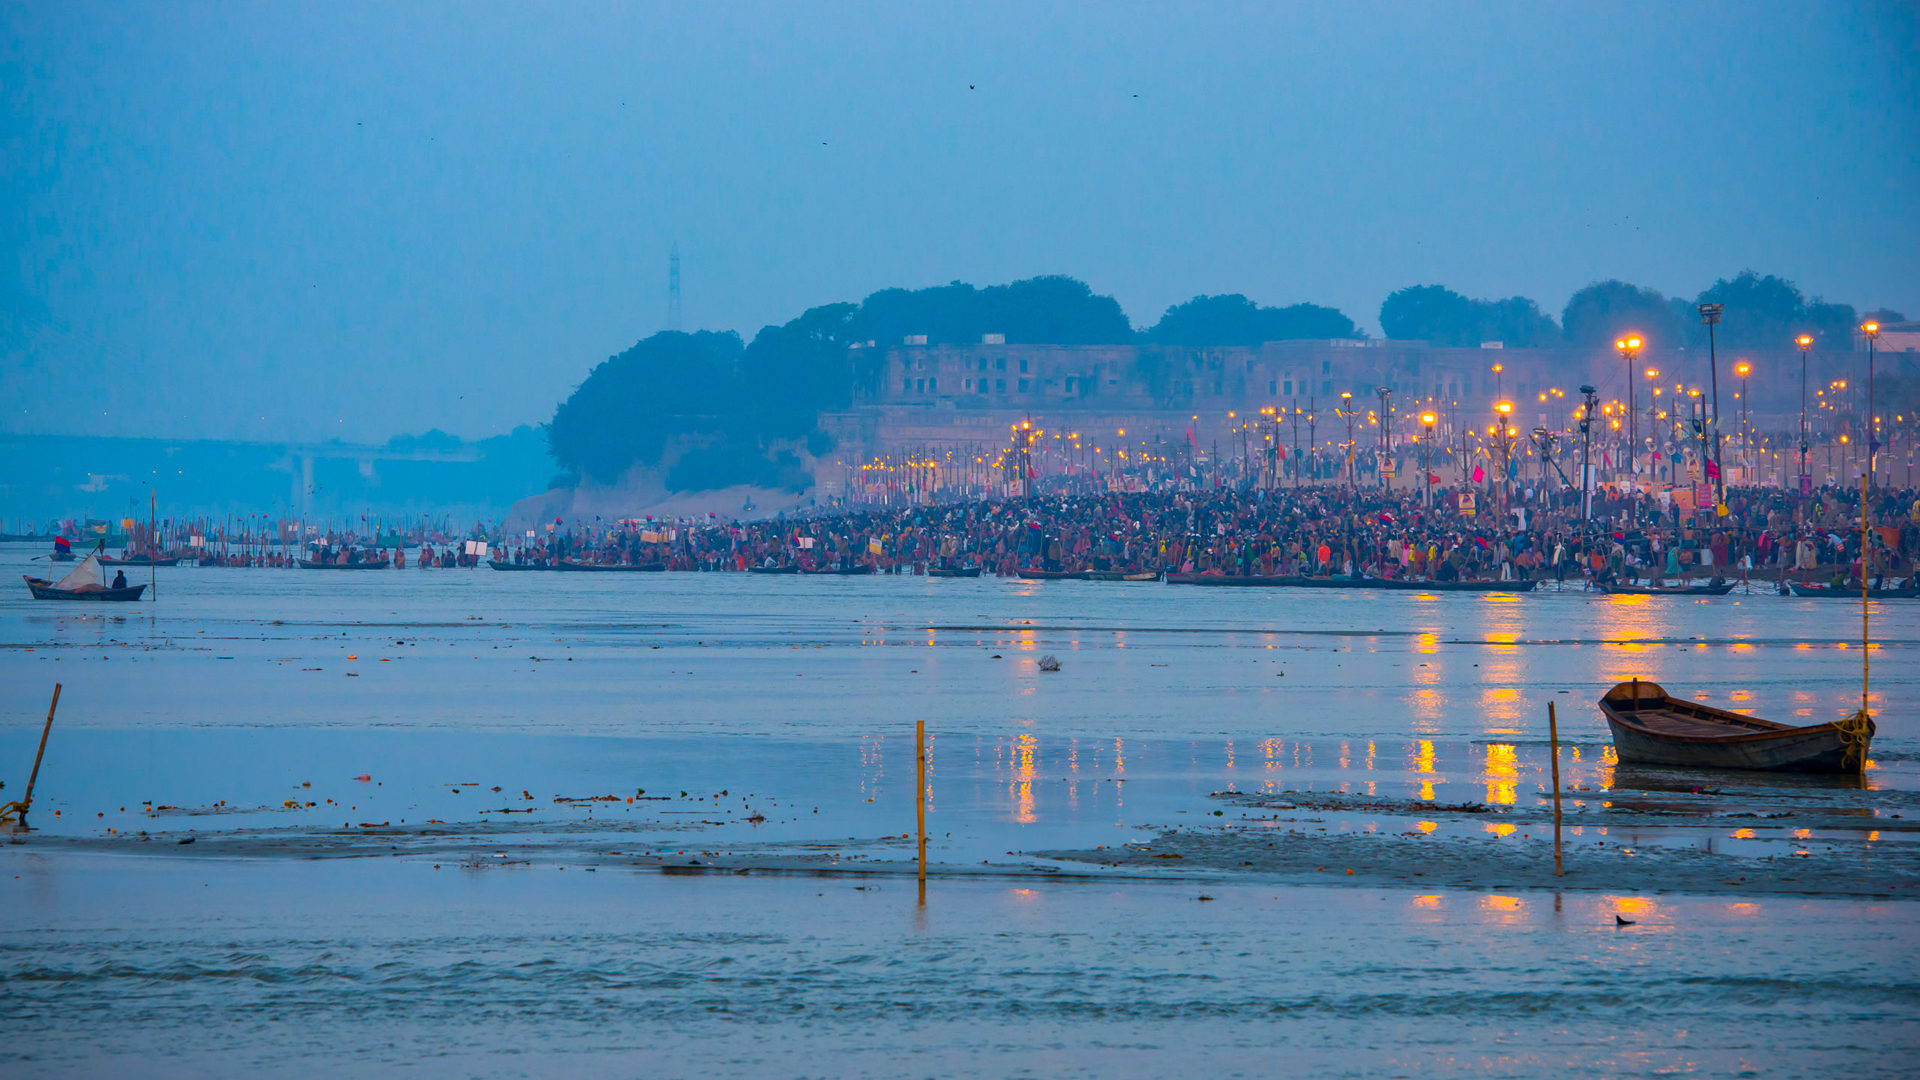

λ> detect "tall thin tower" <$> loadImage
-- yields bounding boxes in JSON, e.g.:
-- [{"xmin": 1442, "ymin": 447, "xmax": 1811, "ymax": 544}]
[{"xmin": 667, "ymin": 243, "xmax": 682, "ymax": 332}]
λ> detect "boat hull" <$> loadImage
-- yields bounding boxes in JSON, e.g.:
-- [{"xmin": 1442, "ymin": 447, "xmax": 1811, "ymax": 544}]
[
  {"xmin": 1599, "ymin": 582, "xmax": 1736, "ymax": 596},
  {"xmin": 24, "ymin": 577, "xmax": 147, "ymax": 602},
  {"xmin": 1787, "ymin": 583, "xmax": 1917, "ymax": 599},
  {"xmin": 926, "ymin": 567, "xmax": 982, "ymax": 578},
  {"xmin": 1604, "ymin": 714, "xmax": 1858, "ymax": 772},
  {"xmin": 298, "ymin": 559, "xmax": 391, "ymax": 569},
  {"xmin": 1599, "ymin": 679, "xmax": 1870, "ymax": 773},
  {"xmin": 1164, "ymin": 573, "xmax": 1534, "ymax": 592}
]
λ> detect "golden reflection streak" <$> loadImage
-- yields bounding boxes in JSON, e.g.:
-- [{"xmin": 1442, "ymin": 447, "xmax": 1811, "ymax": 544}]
[
  {"xmin": 1012, "ymin": 733, "xmax": 1037, "ymax": 823},
  {"xmin": 1483, "ymin": 743, "xmax": 1519, "ymax": 805}
]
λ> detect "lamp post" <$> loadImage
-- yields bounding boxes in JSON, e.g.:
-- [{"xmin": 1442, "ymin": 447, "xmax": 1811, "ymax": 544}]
[
  {"xmin": 1734, "ymin": 360, "xmax": 1751, "ymax": 480},
  {"xmin": 1796, "ymin": 335, "xmax": 1812, "ymax": 499},
  {"xmin": 1376, "ymin": 385, "xmax": 1392, "ymax": 489},
  {"xmin": 1579, "ymin": 385, "xmax": 1597, "ymax": 521},
  {"xmin": 1698, "ymin": 303, "xmax": 1726, "ymax": 508},
  {"xmin": 1494, "ymin": 400, "xmax": 1514, "ymax": 516},
  {"xmin": 1420, "ymin": 411, "xmax": 1438, "ymax": 508},
  {"xmin": 1643, "ymin": 368, "xmax": 1660, "ymax": 482},
  {"xmin": 1615, "ymin": 334, "xmax": 1642, "ymax": 478},
  {"xmin": 1339, "ymin": 392, "xmax": 1355, "ymax": 486},
  {"xmin": 1863, "ymin": 320, "xmax": 1880, "ymax": 489}
]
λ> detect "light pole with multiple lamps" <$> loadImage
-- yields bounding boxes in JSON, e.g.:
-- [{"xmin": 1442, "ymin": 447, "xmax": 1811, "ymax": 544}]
[
  {"xmin": 1338, "ymin": 392, "xmax": 1355, "ymax": 486},
  {"xmin": 1734, "ymin": 360, "xmax": 1751, "ymax": 478},
  {"xmin": 1615, "ymin": 334, "xmax": 1642, "ymax": 478},
  {"xmin": 1494, "ymin": 400, "xmax": 1514, "ymax": 516},
  {"xmin": 1796, "ymin": 334, "xmax": 1813, "ymax": 497},
  {"xmin": 1420, "ymin": 410, "xmax": 1438, "ymax": 508},
  {"xmin": 1578, "ymin": 385, "xmax": 1598, "ymax": 521},
  {"xmin": 1376, "ymin": 385, "xmax": 1392, "ymax": 489},
  {"xmin": 1863, "ymin": 320, "xmax": 1880, "ymax": 488},
  {"xmin": 1698, "ymin": 303, "xmax": 1726, "ymax": 510}
]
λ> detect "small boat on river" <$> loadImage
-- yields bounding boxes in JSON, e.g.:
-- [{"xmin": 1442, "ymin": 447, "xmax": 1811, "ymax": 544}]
[
  {"xmin": 1085, "ymin": 570, "xmax": 1159, "ymax": 581},
  {"xmin": 1598, "ymin": 581, "xmax": 1737, "ymax": 596},
  {"xmin": 552, "ymin": 560, "xmax": 664, "ymax": 572},
  {"xmin": 1163, "ymin": 573, "xmax": 1534, "ymax": 592},
  {"xmin": 24, "ymin": 552, "xmax": 148, "ymax": 601},
  {"xmin": 926, "ymin": 566, "xmax": 982, "ymax": 578},
  {"xmin": 1599, "ymin": 679, "xmax": 1872, "ymax": 773},
  {"xmin": 99, "ymin": 554, "xmax": 180, "ymax": 567},
  {"xmin": 1016, "ymin": 568, "xmax": 1089, "ymax": 580},
  {"xmin": 488, "ymin": 559, "xmax": 552, "ymax": 571},
  {"xmin": 1787, "ymin": 582, "xmax": 1917, "ymax": 599}
]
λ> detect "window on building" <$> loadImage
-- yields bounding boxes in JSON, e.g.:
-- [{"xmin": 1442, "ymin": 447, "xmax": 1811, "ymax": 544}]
[
  {"xmin": 1018, "ymin": 378, "xmax": 1030, "ymax": 393},
  {"xmin": 1269, "ymin": 379, "xmax": 1277, "ymax": 395},
  {"xmin": 1321, "ymin": 361, "xmax": 1331, "ymax": 375},
  {"xmin": 1065, "ymin": 377, "xmax": 1076, "ymax": 393},
  {"xmin": 915, "ymin": 378, "xmax": 924, "ymax": 392},
  {"xmin": 964, "ymin": 378, "xmax": 972, "ymax": 391},
  {"xmin": 979, "ymin": 357, "xmax": 988, "ymax": 371},
  {"xmin": 903, "ymin": 378, "xmax": 912, "ymax": 392},
  {"xmin": 1019, "ymin": 358, "xmax": 1029, "ymax": 373},
  {"xmin": 1284, "ymin": 379, "xmax": 1293, "ymax": 395},
  {"xmin": 928, "ymin": 377, "xmax": 936, "ymax": 392},
  {"xmin": 995, "ymin": 357, "xmax": 1006, "ymax": 371},
  {"xmin": 995, "ymin": 378, "xmax": 1005, "ymax": 393},
  {"xmin": 1322, "ymin": 379, "xmax": 1332, "ymax": 394}
]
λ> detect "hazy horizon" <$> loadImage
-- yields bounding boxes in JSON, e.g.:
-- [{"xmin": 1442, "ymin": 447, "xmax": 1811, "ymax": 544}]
[{"xmin": 4, "ymin": 0, "xmax": 1916, "ymax": 444}]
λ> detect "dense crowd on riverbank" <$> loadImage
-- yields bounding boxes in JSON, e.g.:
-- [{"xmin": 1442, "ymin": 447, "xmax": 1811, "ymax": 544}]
[{"xmin": 33, "ymin": 482, "xmax": 1920, "ymax": 588}]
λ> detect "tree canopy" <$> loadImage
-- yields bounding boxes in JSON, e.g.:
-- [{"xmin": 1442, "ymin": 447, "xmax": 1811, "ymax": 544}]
[
  {"xmin": 1378, "ymin": 286, "xmax": 1561, "ymax": 348},
  {"xmin": 1144, "ymin": 294, "xmax": 1360, "ymax": 345},
  {"xmin": 1560, "ymin": 280, "xmax": 1690, "ymax": 348}
]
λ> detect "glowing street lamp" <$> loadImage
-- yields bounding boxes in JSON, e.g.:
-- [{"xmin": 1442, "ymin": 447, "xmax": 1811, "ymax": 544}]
[
  {"xmin": 1616, "ymin": 334, "xmax": 1643, "ymax": 474},
  {"xmin": 1863, "ymin": 320, "xmax": 1881, "ymax": 487},
  {"xmin": 1796, "ymin": 334, "xmax": 1813, "ymax": 496},
  {"xmin": 1734, "ymin": 360, "xmax": 1752, "ymax": 475},
  {"xmin": 1419, "ymin": 410, "xmax": 1438, "ymax": 507}
]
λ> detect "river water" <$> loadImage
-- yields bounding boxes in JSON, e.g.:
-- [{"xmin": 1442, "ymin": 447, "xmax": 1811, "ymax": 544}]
[{"xmin": 3, "ymin": 545, "xmax": 1916, "ymax": 1077}]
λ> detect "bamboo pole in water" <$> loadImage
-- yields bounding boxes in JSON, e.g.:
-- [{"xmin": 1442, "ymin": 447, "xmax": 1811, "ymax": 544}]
[
  {"xmin": 916, "ymin": 720, "xmax": 927, "ymax": 901},
  {"xmin": 1548, "ymin": 701, "xmax": 1563, "ymax": 878}
]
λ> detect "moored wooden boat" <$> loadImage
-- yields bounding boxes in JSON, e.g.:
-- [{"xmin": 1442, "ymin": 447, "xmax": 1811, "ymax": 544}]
[
  {"xmin": 749, "ymin": 564, "xmax": 801, "ymax": 574},
  {"xmin": 99, "ymin": 555, "xmax": 180, "ymax": 567},
  {"xmin": 488, "ymin": 559, "xmax": 553, "ymax": 571},
  {"xmin": 926, "ymin": 566, "xmax": 982, "ymax": 578},
  {"xmin": 1787, "ymin": 582, "xmax": 1917, "ymax": 599},
  {"xmin": 1599, "ymin": 679, "xmax": 1872, "ymax": 773},
  {"xmin": 552, "ymin": 560, "xmax": 665, "ymax": 572},
  {"xmin": 298, "ymin": 557, "xmax": 391, "ymax": 569},
  {"xmin": 1016, "ymin": 568, "xmax": 1090, "ymax": 580},
  {"xmin": 1085, "ymin": 570, "xmax": 1158, "ymax": 581},
  {"xmin": 1598, "ymin": 581, "xmax": 1736, "ymax": 596},
  {"xmin": 801, "ymin": 563, "xmax": 875, "ymax": 575}
]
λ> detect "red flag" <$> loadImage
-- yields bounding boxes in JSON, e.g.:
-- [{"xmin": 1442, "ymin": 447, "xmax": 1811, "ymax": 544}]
[{"xmin": 1705, "ymin": 459, "xmax": 1721, "ymax": 480}]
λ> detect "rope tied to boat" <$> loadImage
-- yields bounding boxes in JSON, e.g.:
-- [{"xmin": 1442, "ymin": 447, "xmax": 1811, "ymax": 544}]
[{"xmin": 1834, "ymin": 709, "xmax": 1873, "ymax": 773}]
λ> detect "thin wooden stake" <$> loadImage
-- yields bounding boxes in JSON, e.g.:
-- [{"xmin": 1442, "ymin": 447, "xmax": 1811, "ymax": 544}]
[
  {"xmin": 916, "ymin": 720, "xmax": 928, "ymax": 902},
  {"xmin": 1548, "ymin": 700, "xmax": 1563, "ymax": 878}
]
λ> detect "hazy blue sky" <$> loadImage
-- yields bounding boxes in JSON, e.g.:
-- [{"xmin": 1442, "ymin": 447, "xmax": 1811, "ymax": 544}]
[{"xmin": 4, "ymin": 1, "xmax": 1915, "ymax": 442}]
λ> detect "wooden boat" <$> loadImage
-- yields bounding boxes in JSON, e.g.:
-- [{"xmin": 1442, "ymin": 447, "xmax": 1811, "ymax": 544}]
[
  {"xmin": 553, "ymin": 560, "xmax": 664, "ymax": 572},
  {"xmin": 298, "ymin": 557, "xmax": 391, "ymax": 569},
  {"xmin": 1085, "ymin": 570, "xmax": 1159, "ymax": 582},
  {"xmin": 1599, "ymin": 581, "xmax": 1737, "ymax": 596},
  {"xmin": 23, "ymin": 553, "xmax": 147, "ymax": 601},
  {"xmin": 99, "ymin": 554, "xmax": 180, "ymax": 567},
  {"xmin": 802, "ymin": 563, "xmax": 875, "ymax": 576},
  {"xmin": 487, "ymin": 560, "xmax": 554, "ymax": 571},
  {"xmin": 1599, "ymin": 679, "xmax": 1872, "ymax": 773},
  {"xmin": 1016, "ymin": 568, "xmax": 1089, "ymax": 580},
  {"xmin": 1163, "ymin": 573, "xmax": 1534, "ymax": 592},
  {"xmin": 749, "ymin": 564, "xmax": 801, "ymax": 575},
  {"xmin": 926, "ymin": 566, "xmax": 982, "ymax": 578},
  {"xmin": 1787, "ymin": 582, "xmax": 1917, "ymax": 599}
]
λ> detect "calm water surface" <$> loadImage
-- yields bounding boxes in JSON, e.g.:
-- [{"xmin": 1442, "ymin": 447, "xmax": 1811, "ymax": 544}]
[{"xmin": 3, "ymin": 545, "xmax": 1916, "ymax": 1077}]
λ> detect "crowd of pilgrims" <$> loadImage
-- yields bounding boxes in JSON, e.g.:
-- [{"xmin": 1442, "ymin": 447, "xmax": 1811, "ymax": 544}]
[{"xmin": 494, "ymin": 482, "xmax": 1920, "ymax": 587}]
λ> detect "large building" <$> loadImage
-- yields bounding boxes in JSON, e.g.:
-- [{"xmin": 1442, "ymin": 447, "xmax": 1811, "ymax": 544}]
[{"xmin": 815, "ymin": 335, "xmax": 1909, "ymax": 497}]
